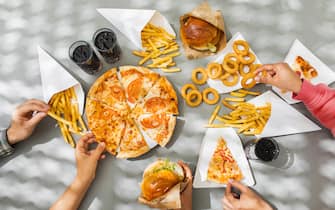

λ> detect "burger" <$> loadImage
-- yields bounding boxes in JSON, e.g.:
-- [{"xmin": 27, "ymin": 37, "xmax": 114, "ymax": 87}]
[
  {"xmin": 180, "ymin": 16, "xmax": 222, "ymax": 53},
  {"xmin": 139, "ymin": 159, "xmax": 185, "ymax": 206}
]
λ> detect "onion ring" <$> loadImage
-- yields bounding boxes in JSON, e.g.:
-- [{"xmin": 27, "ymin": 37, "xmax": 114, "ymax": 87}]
[
  {"xmin": 237, "ymin": 52, "xmax": 256, "ymax": 65},
  {"xmin": 186, "ymin": 89, "xmax": 202, "ymax": 107},
  {"xmin": 181, "ymin": 83, "xmax": 197, "ymax": 99},
  {"xmin": 222, "ymin": 59, "xmax": 239, "ymax": 74},
  {"xmin": 192, "ymin": 67, "xmax": 208, "ymax": 85},
  {"xmin": 239, "ymin": 63, "xmax": 253, "ymax": 77},
  {"xmin": 241, "ymin": 72, "xmax": 256, "ymax": 89},
  {"xmin": 207, "ymin": 62, "xmax": 223, "ymax": 79},
  {"xmin": 221, "ymin": 73, "xmax": 239, "ymax": 87},
  {"xmin": 233, "ymin": 40, "xmax": 250, "ymax": 56},
  {"xmin": 223, "ymin": 53, "xmax": 239, "ymax": 63},
  {"xmin": 202, "ymin": 88, "xmax": 220, "ymax": 105}
]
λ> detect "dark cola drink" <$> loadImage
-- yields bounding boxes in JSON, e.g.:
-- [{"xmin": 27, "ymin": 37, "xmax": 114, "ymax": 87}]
[
  {"xmin": 69, "ymin": 41, "xmax": 102, "ymax": 75},
  {"xmin": 93, "ymin": 28, "xmax": 121, "ymax": 64},
  {"xmin": 245, "ymin": 138, "xmax": 280, "ymax": 162}
]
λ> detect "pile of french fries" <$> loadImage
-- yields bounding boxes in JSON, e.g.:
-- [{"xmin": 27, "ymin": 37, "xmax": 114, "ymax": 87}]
[
  {"xmin": 206, "ymin": 89, "xmax": 272, "ymax": 135},
  {"xmin": 132, "ymin": 23, "xmax": 181, "ymax": 73},
  {"xmin": 48, "ymin": 87, "xmax": 87, "ymax": 147}
]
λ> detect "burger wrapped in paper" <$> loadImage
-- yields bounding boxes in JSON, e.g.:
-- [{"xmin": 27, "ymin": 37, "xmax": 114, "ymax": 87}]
[
  {"xmin": 180, "ymin": 1, "xmax": 227, "ymax": 59},
  {"xmin": 138, "ymin": 159, "xmax": 189, "ymax": 209}
]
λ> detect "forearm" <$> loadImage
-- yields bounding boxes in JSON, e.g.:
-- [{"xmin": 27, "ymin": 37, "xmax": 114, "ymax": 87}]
[
  {"xmin": 50, "ymin": 176, "xmax": 92, "ymax": 210},
  {"xmin": 293, "ymin": 80, "xmax": 335, "ymax": 134}
]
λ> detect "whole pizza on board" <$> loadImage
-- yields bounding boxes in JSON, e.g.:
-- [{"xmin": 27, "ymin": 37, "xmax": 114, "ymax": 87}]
[{"xmin": 86, "ymin": 66, "xmax": 178, "ymax": 158}]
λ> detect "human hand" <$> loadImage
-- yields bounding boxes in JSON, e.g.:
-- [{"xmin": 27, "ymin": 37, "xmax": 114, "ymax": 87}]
[
  {"xmin": 222, "ymin": 180, "xmax": 273, "ymax": 210},
  {"xmin": 254, "ymin": 63, "xmax": 302, "ymax": 93},
  {"xmin": 7, "ymin": 99, "xmax": 50, "ymax": 145},
  {"xmin": 176, "ymin": 161, "xmax": 193, "ymax": 210},
  {"xmin": 75, "ymin": 133, "xmax": 106, "ymax": 184}
]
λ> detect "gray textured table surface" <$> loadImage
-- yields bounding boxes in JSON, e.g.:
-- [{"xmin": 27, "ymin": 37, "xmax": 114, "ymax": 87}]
[{"xmin": 1, "ymin": 0, "xmax": 335, "ymax": 210}]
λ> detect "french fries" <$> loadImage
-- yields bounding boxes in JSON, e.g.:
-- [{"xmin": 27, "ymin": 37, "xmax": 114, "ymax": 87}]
[
  {"xmin": 206, "ymin": 101, "xmax": 271, "ymax": 136},
  {"xmin": 237, "ymin": 89, "xmax": 261, "ymax": 96},
  {"xmin": 208, "ymin": 105, "xmax": 221, "ymax": 124},
  {"xmin": 133, "ymin": 23, "xmax": 181, "ymax": 73},
  {"xmin": 48, "ymin": 87, "xmax": 87, "ymax": 147}
]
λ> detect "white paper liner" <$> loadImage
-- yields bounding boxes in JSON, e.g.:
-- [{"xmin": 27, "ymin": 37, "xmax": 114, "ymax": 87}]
[
  {"xmin": 97, "ymin": 8, "xmax": 175, "ymax": 49},
  {"xmin": 273, "ymin": 39, "xmax": 335, "ymax": 104},
  {"xmin": 193, "ymin": 128, "xmax": 255, "ymax": 188},
  {"xmin": 37, "ymin": 46, "xmax": 85, "ymax": 114},
  {"xmin": 248, "ymin": 91, "xmax": 321, "ymax": 138},
  {"xmin": 207, "ymin": 32, "xmax": 262, "ymax": 94}
]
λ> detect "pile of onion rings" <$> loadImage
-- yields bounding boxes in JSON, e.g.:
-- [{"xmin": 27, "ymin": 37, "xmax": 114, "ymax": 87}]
[{"xmin": 197, "ymin": 39, "xmax": 262, "ymax": 89}]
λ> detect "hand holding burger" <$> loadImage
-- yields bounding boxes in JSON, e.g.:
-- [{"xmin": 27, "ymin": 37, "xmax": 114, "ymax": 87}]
[{"xmin": 139, "ymin": 159, "xmax": 193, "ymax": 209}]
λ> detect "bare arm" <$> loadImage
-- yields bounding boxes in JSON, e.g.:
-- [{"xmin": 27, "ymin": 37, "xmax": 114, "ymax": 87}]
[
  {"xmin": 50, "ymin": 177, "xmax": 92, "ymax": 210},
  {"xmin": 50, "ymin": 134, "xmax": 105, "ymax": 210}
]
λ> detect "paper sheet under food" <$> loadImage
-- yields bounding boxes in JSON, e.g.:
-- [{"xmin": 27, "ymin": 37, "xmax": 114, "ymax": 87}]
[
  {"xmin": 97, "ymin": 8, "xmax": 175, "ymax": 50},
  {"xmin": 194, "ymin": 127, "xmax": 255, "ymax": 188},
  {"xmin": 273, "ymin": 39, "xmax": 335, "ymax": 104},
  {"xmin": 207, "ymin": 32, "xmax": 262, "ymax": 94}
]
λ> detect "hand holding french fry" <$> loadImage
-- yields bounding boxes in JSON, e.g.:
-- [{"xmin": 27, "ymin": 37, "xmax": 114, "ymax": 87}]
[
  {"xmin": 7, "ymin": 99, "xmax": 50, "ymax": 145},
  {"xmin": 255, "ymin": 63, "xmax": 302, "ymax": 93}
]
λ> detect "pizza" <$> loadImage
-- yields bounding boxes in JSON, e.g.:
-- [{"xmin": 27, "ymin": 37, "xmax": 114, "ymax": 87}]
[
  {"xmin": 137, "ymin": 113, "xmax": 176, "ymax": 147},
  {"xmin": 292, "ymin": 56, "xmax": 318, "ymax": 80},
  {"xmin": 85, "ymin": 66, "xmax": 178, "ymax": 158},
  {"xmin": 207, "ymin": 137, "xmax": 243, "ymax": 183},
  {"xmin": 132, "ymin": 77, "xmax": 179, "ymax": 117},
  {"xmin": 87, "ymin": 68, "xmax": 129, "ymax": 117},
  {"xmin": 119, "ymin": 66, "xmax": 160, "ymax": 108},
  {"xmin": 85, "ymin": 98, "xmax": 125, "ymax": 155},
  {"xmin": 117, "ymin": 117, "xmax": 150, "ymax": 158}
]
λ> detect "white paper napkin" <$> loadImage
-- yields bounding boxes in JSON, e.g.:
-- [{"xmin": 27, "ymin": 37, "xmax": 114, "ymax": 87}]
[
  {"xmin": 207, "ymin": 32, "xmax": 262, "ymax": 94},
  {"xmin": 273, "ymin": 39, "xmax": 335, "ymax": 104},
  {"xmin": 193, "ymin": 128, "xmax": 255, "ymax": 188},
  {"xmin": 248, "ymin": 91, "xmax": 321, "ymax": 138},
  {"xmin": 97, "ymin": 8, "xmax": 175, "ymax": 49},
  {"xmin": 37, "ymin": 46, "xmax": 85, "ymax": 114}
]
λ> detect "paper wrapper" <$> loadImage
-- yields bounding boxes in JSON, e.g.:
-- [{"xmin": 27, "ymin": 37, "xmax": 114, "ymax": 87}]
[
  {"xmin": 273, "ymin": 39, "xmax": 335, "ymax": 104},
  {"xmin": 248, "ymin": 91, "xmax": 321, "ymax": 138},
  {"xmin": 97, "ymin": 8, "xmax": 175, "ymax": 49},
  {"xmin": 179, "ymin": 1, "xmax": 227, "ymax": 59},
  {"xmin": 193, "ymin": 128, "xmax": 254, "ymax": 188},
  {"xmin": 138, "ymin": 179, "xmax": 190, "ymax": 209},
  {"xmin": 37, "ymin": 46, "xmax": 85, "ymax": 114},
  {"xmin": 207, "ymin": 32, "xmax": 262, "ymax": 94}
]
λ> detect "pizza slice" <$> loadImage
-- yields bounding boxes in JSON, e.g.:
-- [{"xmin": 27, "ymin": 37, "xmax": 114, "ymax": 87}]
[
  {"xmin": 131, "ymin": 77, "xmax": 179, "ymax": 117},
  {"xmin": 207, "ymin": 137, "xmax": 243, "ymax": 184},
  {"xmin": 119, "ymin": 66, "xmax": 160, "ymax": 108},
  {"xmin": 137, "ymin": 113, "xmax": 176, "ymax": 147},
  {"xmin": 293, "ymin": 56, "xmax": 318, "ymax": 80},
  {"xmin": 117, "ymin": 117, "xmax": 150, "ymax": 159},
  {"xmin": 87, "ymin": 68, "xmax": 129, "ymax": 117},
  {"xmin": 85, "ymin": 98, "xmax": 125, "ymax": 155}
]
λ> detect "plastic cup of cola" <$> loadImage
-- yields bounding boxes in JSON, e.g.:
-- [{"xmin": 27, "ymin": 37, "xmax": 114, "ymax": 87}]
[
  {"xmin": 93, "ymin": 28, "xmax": 121, "ymax": 64},
  {"xmin": 244, "ymin": 138, "xmax": 280, "ymax": 162},
  {"xmin": 69, "ymin": 40, "xmax": 102, "ymax": 75}
]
